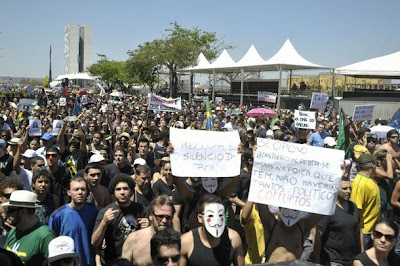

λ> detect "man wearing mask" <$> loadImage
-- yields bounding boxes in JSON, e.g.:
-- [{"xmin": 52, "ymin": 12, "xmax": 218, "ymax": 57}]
[{"xmin": 180, "ymin": 194, "xmax": 245, "ymax": 266}]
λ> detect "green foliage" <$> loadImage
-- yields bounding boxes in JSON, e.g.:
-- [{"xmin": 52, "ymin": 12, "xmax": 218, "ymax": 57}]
[
  {"xmin": 127, "ymin": 22, "xmax": 232, "ymax": 96},
  {"xmin": 88, "ymin": 55, "xmax": 137, "ymax": 90}
]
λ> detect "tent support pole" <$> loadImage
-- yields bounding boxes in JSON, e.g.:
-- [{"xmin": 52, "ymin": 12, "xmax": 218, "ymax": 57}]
[
  {"xmin": 331, "ymin": 68, "xmax": 336, "ymax": 111},
  {"xmin": 240, "ymin": 68, "xmax": 244, "ymax": 106},
  {"xmin": 189, "ymin": 71, "xmax": 192, "ymax": 101},
  {"xmin": 212, "ymin": 69, "xmax": 216, "ymax": 102},
  {"xmin": 277, "ymin": 65, "xmax": 283, "ymax": 110}
]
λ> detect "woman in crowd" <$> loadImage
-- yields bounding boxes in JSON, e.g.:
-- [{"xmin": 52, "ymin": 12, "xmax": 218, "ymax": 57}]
[
  {"xmin": 152, "ymin": 157, "xmax": 174, "ymax": 198},
  {"xmin": 353, "ymin": 219, "xmax": 400, "ymax": 265}
]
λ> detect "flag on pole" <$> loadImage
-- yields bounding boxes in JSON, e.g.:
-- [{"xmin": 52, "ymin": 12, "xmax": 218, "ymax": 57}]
[
  {"xmin": 336, "ymin": 108, "xmax": 352, "ymax": 158},
  {"xmin": 205, "ymin": 97, "xmax": 213, "ymax": 131}
]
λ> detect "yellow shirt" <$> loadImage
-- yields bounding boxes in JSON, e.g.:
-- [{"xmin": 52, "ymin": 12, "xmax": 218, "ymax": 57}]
[
  {"xmin": 240, "ymin": 205, "xmax": 265, "ymax": 264},
  {"xmin": 351, "ymin": 173, "xmax": 381, "ymax": 234}
]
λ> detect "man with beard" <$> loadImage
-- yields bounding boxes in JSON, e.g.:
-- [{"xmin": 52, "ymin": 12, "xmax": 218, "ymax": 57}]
[
  {"xmin": 351, "ymin": 154, "xmax": 381, "ymax": 249},
  {"xmin": 91, "ymin": 174, "xmax": 148, "ymax": 265},
  {"xmin": 3, "ymin": 190, "xmax": 55, "ymax": 265},
  {"xmin": 314, "ymin": 177, "xmax": 363, "ymax": 265},
  {"xmin": 83, "ymin": 163, "xmax": 110, "ymax": 209},
  {"xmin": 49, "ymin": 177, "xmax": 99, "ymax": 266},
  {"xmin": 122, "ymin": 195, "xmax": 175, "ymax": 266},
  {"xmin": 180, "ymin": 194, "xmax": 244, "ymax": 266}
]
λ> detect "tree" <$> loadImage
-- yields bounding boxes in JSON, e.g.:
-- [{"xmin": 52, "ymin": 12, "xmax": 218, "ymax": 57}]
[
  {"xmin": 218, "ymin": 72, "xmax": 261, "ymax": 85},
  {"xmin": 127, "ymin": 22, "xmax": 232, "ymax": 97},
  {"xmin": 88, "ymin": 55, "xmax": 137, "ymax": 91}
]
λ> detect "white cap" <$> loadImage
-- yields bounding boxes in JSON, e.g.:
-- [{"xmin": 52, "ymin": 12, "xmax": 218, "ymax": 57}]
[
  {"xmin": 266, "ymin": 130, "xmax": 274, "ymax": 138},
  {"xmin": 133, "ymin": 158, "xmax": 147, "ymax": 167},
  {"xmin": 48, "ymin": 236, "xmax": 79, "ymax": 263},
  {"xmin": 22, "ymin": 149, "xmax": 37, "ymax": 158},
  {"xmin": 88, "ymin": 153, "xmax": 105, "ymax": 163},
  {"xmin": 8, "ymin": 137, "xmax": 20, "ymax": 145},
  {"xmin": 324, "ymin": 137, "xmax": 337, "ymax": 147}
]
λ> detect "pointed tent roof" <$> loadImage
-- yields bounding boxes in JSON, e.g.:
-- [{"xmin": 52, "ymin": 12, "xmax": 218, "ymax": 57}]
[
  {"xmin": 336, "ymin": 51, "xmax": 400, "ymax": 78},
  {"xmin": 263, "ymin": 39, "xmax": 324, "ymax": 70},
  {"xmin": 235, "ymin": 45, "xmax": 266, "ymax": 68},
  {"xmin": 209, "ymin": 49, "xmax": 236, "ymax": 70},
  {"xmin": 183, "ymin": 52, "xmax": 211, "ymax": 71}
]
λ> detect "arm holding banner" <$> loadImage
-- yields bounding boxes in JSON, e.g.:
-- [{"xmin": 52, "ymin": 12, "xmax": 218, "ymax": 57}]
[{"xmin": 57, "ymin": 117, "xmax": 68, "ymax": 155}]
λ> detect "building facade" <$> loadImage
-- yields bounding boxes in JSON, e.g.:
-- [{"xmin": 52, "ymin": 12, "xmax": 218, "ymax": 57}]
[{"xmin": 64, "ymin": 24, "xmax": 92, "ymax": 74}]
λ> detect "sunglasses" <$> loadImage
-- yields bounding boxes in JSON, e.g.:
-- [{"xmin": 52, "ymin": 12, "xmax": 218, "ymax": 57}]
[
  {"xmin": 156, "ymin": 254, "xmax": 180, "ymax": 264},
  {"xmin": 153, "ymin": 214, "xmax": 173, "ymax": 222},
  {"xmin": 390, "ymin": 136, "xmax": 399, "ymax": 139},
  {"xmin": 373, "ymin": 230, "xmax": 396, "ymax": 242},
  {"xmin": 46, "ymin": 154, "xmax": 58, "ymax": 158},
  {"xmin": 1, "ymin": 193, "xmax": 11, "ymax": 199}
]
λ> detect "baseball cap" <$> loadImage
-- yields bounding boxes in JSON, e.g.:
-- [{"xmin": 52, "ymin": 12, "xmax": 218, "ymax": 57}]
[
  {"xmin": 133, "ymin": 158, "xmax": 147, "ymax": 167},
  {"xmin": 324, "ymin": 137, "xmax": 337, "ymax": 147},
  {"xmin": 357, "ymin": 154, "xmax": 377, "ymax": 164},
  {"xmin": 119, "ymin": 132, "xmax": 131, "ymax": 140},
  {"xmin": 88, "ymin": 153, "xmax": 105, "ymax": 164},
  {"xmin": 354, "ymin": 145, "xmax": 368, "ymax": 159},
  {"xmin": 48, "ymin": 236, "xmax": 79, "ymax": 263},
  {"xmin": 41, "ymin": 133, "xmax": 54, "ymax": 141},
  {"xmin": 22, "ymin": 149, "xmax": 37, "ymax": 158},
  {"xmin": 8, "ymin": 137, "xmax": 20, "ymax": 145}
]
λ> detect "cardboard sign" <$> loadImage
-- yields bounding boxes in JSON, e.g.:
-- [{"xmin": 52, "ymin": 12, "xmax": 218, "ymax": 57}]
[
  {"xmin": 52, "ymin": 120, "xmax": 63, "ymax": 135},
  {"xmin": 248, "ymin": 138, "xmax": 344, "ymax": 215},
  {"xmin": 149, "ymin": 94, "xmax": 181, "ymax": 112},
  {"xmin": 258, "ymin": 91, "xmax": 277, "ymax": 103},
  {"xmin": 310, "ymin": 92, "xmax": 328, "ymax": 111},
  {"xmin": 170, "ymin": 128, "xmax": 241, "ymax": 177},
  {"xmin": 18, "ymin": 99, "xmax": 37, "ymax": 112},
  {"xmin": 29, "ymin": 120, "xmax": 42, "ymax": 136},
  {"xmin": 294, "ymin": 110, "xmax": 316, "ymax": 129},
  {"xmin": 352, "ymin": 104, "xmax": 374, "ymax": 121},
  {"xmin": 59, "ymin": 97, "xmax": 67, "ymax": 107}
]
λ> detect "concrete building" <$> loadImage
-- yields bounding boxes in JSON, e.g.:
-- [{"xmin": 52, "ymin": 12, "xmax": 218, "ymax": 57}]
[{"xmin": 64, "ymin": 24, "xmax": 92, "ymax": 74}]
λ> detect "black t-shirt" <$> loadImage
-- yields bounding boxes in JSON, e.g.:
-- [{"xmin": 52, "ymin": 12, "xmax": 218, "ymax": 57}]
[
  {"xmin": 50, "ymin": 166, "xmax": 70, "ymax": 204},
  {"xmin": 0, "ymin": 154, "xmax": 14, "ymax": 176},
  {"xmin": 152, "ymin": 179, "xmax": 174, "ymax": 198},
  {"xmin": 133, "ymin": 189, "xmax": 154, "ymax": 207},
  {"xmin": 318, "ymin": 201, "xmax": 360, "ymax": 265},
  {"xmin": 94, "ymin": 201, "xmax": 147, "ymax": 263}
]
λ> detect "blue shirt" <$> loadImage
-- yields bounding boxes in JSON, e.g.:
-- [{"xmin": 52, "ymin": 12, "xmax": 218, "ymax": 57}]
[
  {"xmin": 308, "ymin": 132, "xmax": 324, "ymax": 147},
  {"xmin": 49, "ymin": 203, "xmax": 98, "ymax": 266}
]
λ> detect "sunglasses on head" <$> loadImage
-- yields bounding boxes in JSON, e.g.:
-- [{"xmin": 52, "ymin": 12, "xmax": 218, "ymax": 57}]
[
  {"xmin": 373, "ymin": 230, "xmax": 396, "ymax": 242},
  {"xmin": 156, "ymin": 254, "xmax": 180, "ymax": 264}
]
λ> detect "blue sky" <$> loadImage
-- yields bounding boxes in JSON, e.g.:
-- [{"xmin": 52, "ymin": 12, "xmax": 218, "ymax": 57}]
[{"xmin": 0, "ymin": 0, "xmax": 399, "ymax": 79}]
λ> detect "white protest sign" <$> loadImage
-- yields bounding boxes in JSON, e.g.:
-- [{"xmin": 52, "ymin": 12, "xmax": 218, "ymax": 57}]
[
  {"xmin": 81, "ymin": 95, "xmax": 88, "ymax": 105},
  {"xmin": 258, "ymin": 91, "xmax": 277, "ymax": 103},
  {"xmin": 215, "ymin": 97, "xmax": 223, "ymax": 103},
  {"xmin": 170, "ymin": 128, "xmax": 241, "ymax": 177},
  {"xmin": 310, "ymin": 92, "xmax": 328, "ymax": 111},
  {"xmin": 248, "ymin": 138, "xmax": 344, "ymax": 215},
  {"xmin": 59, "ymin": 97, "xmax": 67, "ymax": 107},
  {"xmin": 352, "ymin": 104, "xmax": 374, "ymax": 121},
  {"xmin": 29, "ymin": 120, "xmax": 42, "ymax": 136},
  {"xmin": 149, "ymin": 94, "xmax": 182, "ymax": 112},
  {"xmin": 18, "ymin": 99, "xmax": 37, "ymax": 112},
  {"xmin": 52, "ymin": 120, "xmax": 63, "ymax": 136},
  {"xmin": 294, "ymin": 110, "xmax": 316, "ymax": 129}
]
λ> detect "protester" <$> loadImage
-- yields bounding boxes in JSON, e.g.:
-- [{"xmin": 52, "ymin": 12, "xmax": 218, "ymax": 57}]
[
  {"xmin": 47, "ymin": 236, "xmax": 79, "ymax": 266},
  {"xmin": 151, "ymin": 228, "xmax": 181, "ymax": 266}
]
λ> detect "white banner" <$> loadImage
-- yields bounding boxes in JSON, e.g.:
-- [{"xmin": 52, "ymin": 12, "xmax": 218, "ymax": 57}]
[
  {"xmin": 149, "ymin": 94, "xmax": 181, "ymax": 112},
  {"xmin": 294, "ymin": 110, "xmax": 316, "ymax": 129},
  {"xmin": 352, "ymin": 104, "xmax": 374, "ymax": 121},
  {"xmin": 248, "ymin": 138, "xmax": 344, "ymax": 215},
  {"xmin": 258, "ymin": 91, "xmax": 277, "ymax": 103},
  {"xmin": 310, "ymin": 92, "xmax": 328, "ymax": 111},
  {"xmin": 29, "ymin": 120, "xmax": 42, "ymax": 136},
  {"xmin": 52, "ymin": 120, "xmax": 63, "ymax": 136},
  {"xmin": 170, "ymin": 128, "xmax": 241, "ymax": 177}
]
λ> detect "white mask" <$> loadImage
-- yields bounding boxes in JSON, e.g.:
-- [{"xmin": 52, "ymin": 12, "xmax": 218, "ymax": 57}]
[
  {"xmin": 202, "ymin": 177, "xmax": 218, "ymax": 193},
  {"xmin": 203, "ymin": 203, "xmax": 225, "ymax": 238},
  {"xmin": 279, "ymin": 208, "xmax": 308, "ymax": 227}
]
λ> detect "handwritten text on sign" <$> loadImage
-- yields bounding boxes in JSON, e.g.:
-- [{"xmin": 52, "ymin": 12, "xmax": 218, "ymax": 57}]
[
  {"xmin": 248, "ymin": 139, "xmax": 344, "ymax": 215},
  {"xmin": 170, "ymin": 128, "xmax": 241, "ymax": 177},
  {"xmin": 294, "ymin": 110, "xmax": 316, "ymax": 129},
  {"xmin": 352, "ymin": 104, "xmax": 374, "ymax": 121},
  {"xmin": 310, "ymin": 92, "xmax": 328, "ymax": 111}
]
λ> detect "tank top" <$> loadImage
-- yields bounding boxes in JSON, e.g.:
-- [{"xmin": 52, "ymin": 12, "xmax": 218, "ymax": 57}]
[
  {"xmin": 188, "ymin": 228, "xmax": 235, "ymax": 266},
  {"xmin": 353, "ymin": 252, "xmax": 377, "ymax": 266}
]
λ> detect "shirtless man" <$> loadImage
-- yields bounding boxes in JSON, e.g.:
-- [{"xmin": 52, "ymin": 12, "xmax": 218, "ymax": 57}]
[
  {"xmin": 122, "ymin": 195, "xmax": 175, "ymax": 266},
  {"xmin": 378, "ymin": 129, "xmax": 400, "ymax": 167},
  {"xmin": 257, "ymin": 204, "xmax": 322, "ymax": 262},
  {"xmin": 180, "ymin": 194, "xmax": 244, "ymax": 266},
  {"xmin": 83, "ymin": 163, "xmax": 110, "ymax": 209}
]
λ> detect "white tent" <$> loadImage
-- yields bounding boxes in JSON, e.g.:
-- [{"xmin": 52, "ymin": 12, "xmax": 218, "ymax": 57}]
[
  {"xmin": 336, "ymin": 51, "xmax": 400, "ymax": 77},
  {"xmin": 54, "ymin": 73, "xmax": 95, "ymax": 81},
  {"xmin": 184, "ymin": 52, "xmax": 211, "ymax": 71}
]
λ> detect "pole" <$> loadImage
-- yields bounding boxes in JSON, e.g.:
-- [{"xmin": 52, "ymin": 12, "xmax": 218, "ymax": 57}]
[
  {"xmin": 212, "ymin": 69, "xmax": 216, "ymax": 102},
  {"xmin": 277, "ymin": 65, "xmax": 282, "ymax": 110},
  {"xmin": 189, "ymin": 71, "xmax": 193, "ymax": 101},
  {"xmin": 240, "ymin": 68, "xmax": 244, "ymax": 106},
  {"xmin": 331, "ymin": 68, "xmax": 336, "ymax": 111},
  {"xmin": 49, "ymin": 45, "xmax": 52, "ymax": 83}
]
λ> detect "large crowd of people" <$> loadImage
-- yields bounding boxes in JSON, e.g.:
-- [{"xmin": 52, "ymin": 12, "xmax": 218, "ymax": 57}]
[{"xmin": 0, "ymin": 89, "xmax": 399, "ymax": 266}]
